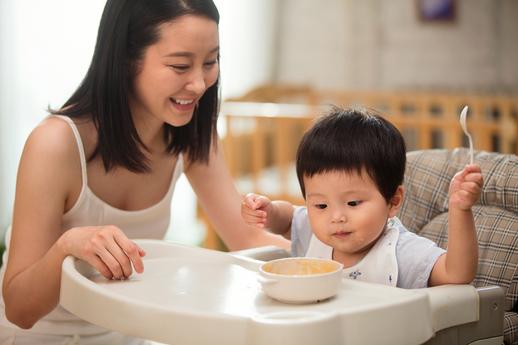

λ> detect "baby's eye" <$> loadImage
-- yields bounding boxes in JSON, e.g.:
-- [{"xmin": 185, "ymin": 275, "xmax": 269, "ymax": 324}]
[
  {"xmin": 347, "ymin": 200, "xmax": 361, "ymax": 207},
  {"xmin": 314, "ymin": 204, "xmax": 327, "ymax": 210}
]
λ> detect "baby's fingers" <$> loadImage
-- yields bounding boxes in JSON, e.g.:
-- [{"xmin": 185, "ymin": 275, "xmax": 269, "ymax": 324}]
[
  {"xmin": 461, "ymin": 164, "xmax": 482, "ymax": 179},
  {"xmin": 243, "ymin": 193, "xmax": 271, "ymax": 210},
  {"xmin": 460, "ymin": 180, "xmax": 482, "ymax": 196},
  {"xmin": 456, "ymin": 189, "xmax": 480, "ymax": 207},
  {"xmin": 242, "ymin": 208, "xmax": 267, "ymax": 226},
  {"xmin": 243, "ymin": 193, "xmax": 260, "ymax": 209},
  {"xmin": 253, "ymin": 195, "xmax": 271, "ymax": 209},
  {"xmin": 463, "ymin": 171, "xmax": 483, "ymax": 186},
  {"xmin": 464, "ymin": 164, "xmax": 482, "ymax": 173},
  {"xmin": 241, "ymin": 200, "xmax": 263, "ymax": 216}
]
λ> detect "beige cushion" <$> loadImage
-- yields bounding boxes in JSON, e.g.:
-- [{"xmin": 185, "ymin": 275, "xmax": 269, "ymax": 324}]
[{"xmin": 399, "ymin": 148, "xmax": 518, "ymax": 344}]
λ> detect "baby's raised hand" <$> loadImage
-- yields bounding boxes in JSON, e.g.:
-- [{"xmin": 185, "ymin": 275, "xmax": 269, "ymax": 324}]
[
  {"xmin": 449, "ymin": 164, "xmax": 483, "ymax": 211},
  {"xmin": 241, "ymin": 193, "xmax": 272, "ymax": 228}
]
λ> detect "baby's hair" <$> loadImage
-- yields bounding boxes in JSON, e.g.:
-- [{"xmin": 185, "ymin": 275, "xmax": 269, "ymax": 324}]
[{"xmin": 295, "ymin": 106, "xmax": 406, "ymax": 202}]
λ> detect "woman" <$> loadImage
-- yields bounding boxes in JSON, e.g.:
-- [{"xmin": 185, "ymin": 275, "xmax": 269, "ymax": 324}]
[{"xmin": 0, "ymin": 0, "xmax": 288, "ymax": 343}]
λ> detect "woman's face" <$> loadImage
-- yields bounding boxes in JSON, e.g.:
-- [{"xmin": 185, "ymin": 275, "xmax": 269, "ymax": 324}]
[{"xmin": 131, "ymin": 15, "xmax": 219, "ymax": 128}]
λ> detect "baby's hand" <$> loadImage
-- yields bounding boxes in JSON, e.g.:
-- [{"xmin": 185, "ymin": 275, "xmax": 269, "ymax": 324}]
[
  {"xmin": 241, "ymin": 193, "xmax": 272, "ymax": 228},
  {"xmin": 449, "ymin": 164, "xmax": 483, "ymax": 211}
]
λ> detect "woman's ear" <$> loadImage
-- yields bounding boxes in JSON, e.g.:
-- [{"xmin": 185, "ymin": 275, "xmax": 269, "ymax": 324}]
[{"xmin": 388, "ymin": 185, "xmax": 404, "ymax": 218}]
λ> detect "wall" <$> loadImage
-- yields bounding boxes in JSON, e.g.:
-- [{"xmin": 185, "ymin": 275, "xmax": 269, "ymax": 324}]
[
  {"xmin": 216, "ymin": 0, "xmax": 279, "ymax": 100},
  {"xmin": 275, "ymin": 0, "xmax": 518, "ymax": 93},
  {"xmin": 0, "ymin": 1, "xmax": 105, "ymax": 237}
]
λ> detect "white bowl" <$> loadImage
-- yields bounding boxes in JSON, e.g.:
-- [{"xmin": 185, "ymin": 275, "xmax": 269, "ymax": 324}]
[{"xmin": 259, "ymin": 257, "xmax": 344, "ymax": 303}]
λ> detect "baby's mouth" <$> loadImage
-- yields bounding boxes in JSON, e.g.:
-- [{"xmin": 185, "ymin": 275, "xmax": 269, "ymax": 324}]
[{"xmin": 333, "ymin": 231, "xmax": 352, "ymax": 238}]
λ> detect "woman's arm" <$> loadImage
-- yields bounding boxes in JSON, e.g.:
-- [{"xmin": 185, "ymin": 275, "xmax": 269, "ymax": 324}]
[
  {"xmin": 428, "ymin": 165, "xmax": 482, "ymax": 286},
  {"xmin": 185, "ymin": 139, "xmax": 290, "ymax": 251},
  {"xmin": 2, "ymin": 119, "xmax": 144, "ymax": 329}
]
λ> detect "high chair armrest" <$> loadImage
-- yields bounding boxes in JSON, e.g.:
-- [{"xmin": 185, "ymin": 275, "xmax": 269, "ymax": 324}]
[
  {"xmin": 424, "ymin": 285, "xmax": 504, "ymax": 345},
  {"xmin": 231, "ymin": 245, "xmax": 291, "ymax": 261}
]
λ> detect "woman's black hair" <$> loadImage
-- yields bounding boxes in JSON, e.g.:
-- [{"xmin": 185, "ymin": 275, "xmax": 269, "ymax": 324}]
[
  {"xmin": 296, "ymin": 106, "xmax": 406, "ymax": 202},
  {"xmin": 51, "ymin": 0, "xmax": 220, "ymax": 172}
]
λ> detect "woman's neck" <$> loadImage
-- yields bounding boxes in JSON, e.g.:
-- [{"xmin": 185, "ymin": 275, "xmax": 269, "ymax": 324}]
[{"xmin": 131, "ymin": 113, "xmax": 166, "ymax": 154}]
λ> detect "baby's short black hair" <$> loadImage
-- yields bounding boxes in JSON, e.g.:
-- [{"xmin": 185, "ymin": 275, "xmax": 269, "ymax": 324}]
[{"xmin": 296, "ymin": 106, "xmax": 406, "ymax": 202}]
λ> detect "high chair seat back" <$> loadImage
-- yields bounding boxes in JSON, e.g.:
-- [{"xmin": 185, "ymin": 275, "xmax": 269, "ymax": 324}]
[{"xmin": 399, "ymin": 148, "xmax": 518, "ymax": 344}]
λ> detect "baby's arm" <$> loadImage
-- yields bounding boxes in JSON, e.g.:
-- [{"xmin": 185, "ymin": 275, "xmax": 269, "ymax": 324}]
[
  {"xmin": 429, "ymin": 164, "xmax": 483, "ymax": 286},
  {"xmin": 241, "ymin": 193, "xmax": 294, "ymax": 238}
]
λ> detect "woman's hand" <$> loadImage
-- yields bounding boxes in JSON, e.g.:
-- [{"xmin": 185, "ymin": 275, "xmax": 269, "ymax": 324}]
[
  {"xmin": 448, "ymin": 164, "xmax": 483, "ymax": 211},
  {"xmin": 241, "ymin": 193, "xmax": 273, "ymax": 228},
  {"xmin": 60, "ymin": 226, "xmax": 146, "ymax": 280}
]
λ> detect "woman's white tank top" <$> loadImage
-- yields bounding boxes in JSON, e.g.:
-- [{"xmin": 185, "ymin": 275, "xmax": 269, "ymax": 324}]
[{"xmin": 0, "ymin": 115, "xmax": 184, "ymax": 336}]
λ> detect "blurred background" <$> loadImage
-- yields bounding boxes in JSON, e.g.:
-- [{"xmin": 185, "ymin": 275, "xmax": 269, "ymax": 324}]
[{"xmin": 1, "ymin": 0, "xmax": 517, "ymax": 253}]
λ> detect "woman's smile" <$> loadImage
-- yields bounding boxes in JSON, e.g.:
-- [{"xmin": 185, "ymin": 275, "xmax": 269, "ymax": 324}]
[{"xmin": 169, "ymin": 97, "xmax": 197, "ymax": 112}]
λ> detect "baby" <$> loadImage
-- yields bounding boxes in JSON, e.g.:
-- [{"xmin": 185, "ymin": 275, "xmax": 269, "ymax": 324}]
[{"xmin": 242, "ymin": 106, "xmax": 483, "ymax": 288}]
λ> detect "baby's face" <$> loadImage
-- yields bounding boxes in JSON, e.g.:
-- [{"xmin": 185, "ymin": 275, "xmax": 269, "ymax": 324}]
[{"xmin": 304, "ymin": 169, "xmax": 399, "ymax": 267}]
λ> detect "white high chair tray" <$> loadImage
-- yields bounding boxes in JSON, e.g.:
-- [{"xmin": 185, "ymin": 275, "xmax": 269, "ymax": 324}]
[{"xmin": 60, "ymin": 240, "xmax": 478, "ymax": 345}]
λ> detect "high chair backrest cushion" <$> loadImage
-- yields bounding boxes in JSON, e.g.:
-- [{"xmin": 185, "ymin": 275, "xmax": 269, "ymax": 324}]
[{"xmin": 399, "ymin": 148, "xmax": 518, "ymax": 344}]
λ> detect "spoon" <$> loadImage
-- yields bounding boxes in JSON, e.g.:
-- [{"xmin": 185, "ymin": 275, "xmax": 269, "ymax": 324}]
[{"xmin": 459, "ymin": 105, "xmax": 473, "ymax": 164}]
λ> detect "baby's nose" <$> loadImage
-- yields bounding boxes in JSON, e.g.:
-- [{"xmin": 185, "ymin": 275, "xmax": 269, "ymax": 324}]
[{"xmin": 331, "ymin": 213, "xmax": 346, "ymax": 223}]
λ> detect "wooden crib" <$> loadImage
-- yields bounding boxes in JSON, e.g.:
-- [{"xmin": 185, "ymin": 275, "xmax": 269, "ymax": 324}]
[{"xmin": 201, "ymin": 87, "xmax": 518, "ymax": 250}]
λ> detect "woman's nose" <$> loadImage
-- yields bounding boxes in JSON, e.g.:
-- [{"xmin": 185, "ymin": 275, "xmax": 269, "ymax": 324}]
[{"xmin": 185, "ymin": 70, "xmax": 206, "ymax": 94}]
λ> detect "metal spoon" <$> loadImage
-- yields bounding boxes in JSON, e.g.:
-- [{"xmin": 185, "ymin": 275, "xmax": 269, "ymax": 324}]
[{"xmin": 459, "ymin": 105, "xmax": 473, "ymax": 164}]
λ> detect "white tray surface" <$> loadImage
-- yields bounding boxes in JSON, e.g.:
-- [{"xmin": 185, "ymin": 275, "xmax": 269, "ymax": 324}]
[{"xmin": 60, "ymin": 240, "xmax": 478, "ymax": 345}]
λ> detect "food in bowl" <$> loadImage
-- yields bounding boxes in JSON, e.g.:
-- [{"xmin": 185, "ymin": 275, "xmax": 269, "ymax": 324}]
[{"xmin": 259, "ymin": 257, "xmax": 343, "ymax": 303}]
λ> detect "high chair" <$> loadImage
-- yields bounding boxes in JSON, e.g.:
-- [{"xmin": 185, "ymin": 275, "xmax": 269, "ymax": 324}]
[{"xmin": 58, "ymin": 147, "xmax": 515, "ymax": 344}]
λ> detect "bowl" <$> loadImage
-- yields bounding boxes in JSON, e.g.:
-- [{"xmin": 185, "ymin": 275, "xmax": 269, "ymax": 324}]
[{"xmin": 258, "ymin": 257, "xmax": 344, "ymax": 303}]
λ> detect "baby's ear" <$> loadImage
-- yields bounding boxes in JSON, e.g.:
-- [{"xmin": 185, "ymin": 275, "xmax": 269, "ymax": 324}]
[{"xmin": 388, "ymin": 185, "xmax": 404, "ymax": 217}]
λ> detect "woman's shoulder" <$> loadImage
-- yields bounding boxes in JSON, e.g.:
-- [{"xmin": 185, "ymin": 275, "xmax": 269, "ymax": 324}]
[
  {"xmin": 16, "ymin": 116, "xmax": 85, "ymax": 201},
  {"xmin": 20, "ymin": 116, "xmax": 94, "ymax": 175},
  {"xmin": 25, "ymin": 116, "xmax": 79, "ymax": 158}
]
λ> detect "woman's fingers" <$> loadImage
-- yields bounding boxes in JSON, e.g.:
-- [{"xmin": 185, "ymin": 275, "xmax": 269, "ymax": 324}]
[
  {"xmin": 83, "ymin": 226, "xmax": 144, "ymax": 279},
  {"xmin": 114, "ymin": 231, "xmax": 145, "ymax": 274},
  {"xmin": 88, "ymin": 254, "xmax": 114, "ymax": 280},
  {"xmin": 95, "ymin": 243, "xmax": 126, "ymax": 279},
  {"xmin": 104, "ymin": 240, "xmax": 133, "ymax": 278},
  {"xmin": 87, "ymin": 256, "xmax": 113, "ymax": 280},
  {"xmin": 65, "ymin": 226, "xmax": 145, "ymax": 279}
]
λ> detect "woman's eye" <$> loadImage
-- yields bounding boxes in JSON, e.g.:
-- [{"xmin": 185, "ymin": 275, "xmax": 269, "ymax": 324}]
[
  {"xmin": 315, "ymin": 204, "xmax": 327, "ymax": 210},
  {"xmin": 347, "ymin": 200, "xmax": 361, "ymax": 207},
  {"xmin": 204, "ymin": 60, "xmax": 218, "ymax": 68},
  {"xmin": 170, "ymin": 65, "xmax": 189, "ymax": 71}
]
